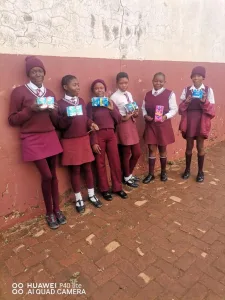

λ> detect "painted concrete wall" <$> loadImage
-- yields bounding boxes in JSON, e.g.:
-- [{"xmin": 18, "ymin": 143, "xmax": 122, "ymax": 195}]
[
  {"xmin": 0, "ymin": 0, "xmax": 225, "ymax": 230},
  {"xmin": 1, "ymin": 0, "xmax": 225, "ymax": 61}
]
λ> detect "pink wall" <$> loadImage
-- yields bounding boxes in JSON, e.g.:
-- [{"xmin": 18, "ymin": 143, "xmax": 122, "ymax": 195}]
[{"xmin": 0, "ymin": 54, "xmax": 224, "ymax": 230}]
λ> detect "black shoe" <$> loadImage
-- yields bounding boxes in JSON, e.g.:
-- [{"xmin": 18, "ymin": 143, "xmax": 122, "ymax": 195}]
[
  {"xmin": 182, "ymin": 169, "xmax": 190, "ymax": 179},
  {"xmin": 131, "ymin": 175, "xmax": 140, "ymax": 182},
  {"xmin": 75, "ymin": 200, "xmax": 85, "ymax": 214},
  {"xmin": 102, "ymin": 191, "xmax": 113, "ymax": 201},
  {"xmin": 89, "ymin": 195, "xmax": 103, "ymax": 208},
  {"xmin": 55, "ymin": 211, "xmax": 67, "ymax": 225},
  {"xmin": 196, "ymin": 171, "xmax": 204, "ymax": 183},
  {"xmin": 46, "ymin": 214, "xmax": 59, "ymax": 230},
  {"xmin": 142, "ymin": 174, "xmax": 155, "ymax": 184},
  {"xmin": 160, "ymin": 171, "xmax": 168, "ymax": 182},
  {"xmin": 116, "ymin": 190, "xmax": 128, "ymax": 199},
  {"xmin": 124, "ymin": 179, "xmax": 139, "ymax": 188}
]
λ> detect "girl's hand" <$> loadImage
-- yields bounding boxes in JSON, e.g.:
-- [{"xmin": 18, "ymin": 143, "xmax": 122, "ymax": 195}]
[
  {"xmin": 90, "ymin": 123, "xmax": 99, "ymax": 131},
  {"xmin": 108, "ymin": 100, "xmax": 114, "ymax": 110},
  {"xmin": 162, "ymin": 115, "xmax": 167, "ymax": 122},
  {"xmin": 30, "ymin": 103, "xmax": 42, "ymax": 112},
  {"xmin": 92, "ymin": 144, "xmax": 101, "ymax": 154},
  {"xmin": 200, "ymin": 92, "xmax": 207, "ymax": 103},
  {"xmin": 48, "ymin": 103, "xmax": 58, "ymax": 112},
  {"xmin": 144, "ymin": 115, "xmax": 153, "ymax": 122},
  {"xmin": 123, "ymin": 112, "xmax": 134, "ymax": 121},
  {"xmin": 133, "ymin": 109, "xmax": 139, "ymax": 117},
  {"xmin": 185, "ymin": 95, "xmax": 192, "ymax": 104}
]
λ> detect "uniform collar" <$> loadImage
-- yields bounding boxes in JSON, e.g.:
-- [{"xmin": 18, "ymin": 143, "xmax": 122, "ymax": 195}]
[
  {"xmin": 190, "ymin": 83, "xmax": 205, "ymax": 90},
  {"xmin": 64, "ymin": 94, "xmax": 78, "ymax": 100},
  {"xmin": 27, "ymin": 81, "xmax": 45, "ymax": 92},
  {"xmin": 117, "ymin": 89, "xmax": 128, "ymax": 95},
  {"xmin": 152, "ymin": 87, "xmax": 165, "ymax": 95}
]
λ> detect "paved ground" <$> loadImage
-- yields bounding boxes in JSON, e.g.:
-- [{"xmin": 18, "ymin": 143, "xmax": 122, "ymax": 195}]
[{"xmin": 1, "ymin": 142, "xmax": 225, "ymax": 300}]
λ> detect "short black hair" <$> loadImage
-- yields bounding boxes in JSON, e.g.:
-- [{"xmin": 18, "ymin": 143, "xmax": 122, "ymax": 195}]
[
  {"xmin": 153, "ymin": 72, "xmax": 166, "ymax": 80},
  {"xmin": 116, "ymin": 72, "xmax": 129, "ymax": 82},
  {"xmin": 61, "ymin": 75, "xmax": 77, "ymax": 89}
]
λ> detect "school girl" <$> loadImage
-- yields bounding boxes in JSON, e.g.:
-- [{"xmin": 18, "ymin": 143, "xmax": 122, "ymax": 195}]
[
  {"xmin": 110, "ymin": 72, "xmax": 141, "ymax": 188},
  {"xmin": 58, "ymin": 75, "xmax": 102, "ymax": 213},
  {"xmin": 8, "ymin": 56, "xmax": 66, "ymax": 229},
  {"xmin": 142, "ymin": 72, "xmax": 178, "ymax": 184},
  {"xmin": 87, "ymin": 79, "xmax": 128, "ymax": 201},
  {"xmin": 179, "ymin": 66, "xmax": 215, "ymax": 182}
]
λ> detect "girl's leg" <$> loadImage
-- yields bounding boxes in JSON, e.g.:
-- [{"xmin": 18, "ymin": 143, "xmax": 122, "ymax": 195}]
[
  {"xmin": 142, "ymin": 144, "xmax": 157, "ymax": 184},
  {"xmin": 196, "ymin": 137, "xmax": 205, "ymax": 182},
  {"xmin": 82, "ymin": 162, "xmax": 102, "ymax": 208},
  {"xmin": 158, "ymin": 145, "xmax": 168, "ymax": 181},
  {"xmin": 120, "ymin": 145, "xmax": 139, "ymax": 188},
  {"xmin": 70, "ymin": 165, "xmax": 85, "ymax": 213},
  {"xmin": 106, "ymin": 133, "xmax": 123, "ymax": 193},
  {"xmin": 34, "ymin": 158, "xmax": 59, "ymax": 229},
  {"xmin": 182, "ymin": 137, "xmax": 194, "ymax": 179},
  {"xmin": 46, "ymin": 155, "xmax": 67, "ymax": 224},
  {"xmin": 129, "ymin": 143, "xmax": 141, "ymax": 175},
  {"xmin": 94, "ymin": 132, "xmax": 109, "ymax": 193}
]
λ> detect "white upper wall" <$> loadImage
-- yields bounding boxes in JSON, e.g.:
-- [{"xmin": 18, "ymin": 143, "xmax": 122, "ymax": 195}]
[{"xmin": 0, "ymin": 0, "xmax": 225, "ymax": 62}]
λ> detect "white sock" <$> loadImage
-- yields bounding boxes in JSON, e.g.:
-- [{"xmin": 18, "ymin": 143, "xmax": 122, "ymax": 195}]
[
  {"xmin": 124, "ymin": 174, "xmax": 132, "ymax": 182},
  {"xmin": 75, "ymin": 193, "xmax": 84, "ymax": 207},
  {"xmin": 88, "ymin": 188, "xmax": 95, "ymax": 197}
]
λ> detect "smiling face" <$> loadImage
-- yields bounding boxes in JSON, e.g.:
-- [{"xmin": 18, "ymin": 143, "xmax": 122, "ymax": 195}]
[
  {"xmin": 152, "ymin": 74, "xmax": 165, "ymax": 90},
  {"xmin": 63, "ymin": 78, "xmax": 80, "ymax": 97},
  {"xmin": 28, "ymin": 67, "xmax": 45, "ymax": 87},
  {"xmin": 117, "ymin": 77, "xmax": 129, "ymax": 92},
  {"xmin": 93, "ymin": 82, "xmax": 105, "ymax": 97},
  {"xmin": 191, "ymin": 74, "xmax": 204, "ymax": 88}
]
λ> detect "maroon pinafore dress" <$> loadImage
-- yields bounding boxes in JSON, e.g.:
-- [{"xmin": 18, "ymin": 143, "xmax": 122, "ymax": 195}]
[
  {"xmin": 143, "ymin": 89, "xmax": 175, "ymax": 146},
  {"xmin": 185, "ymin": 86, "xmax": 209, "ymax": 139},
  {"xmin": 116, "ymin": 93, "xmax": 139, "ymax": 146}
]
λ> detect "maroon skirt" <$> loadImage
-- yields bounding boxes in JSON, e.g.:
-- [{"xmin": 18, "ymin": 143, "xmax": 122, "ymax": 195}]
[
  {"xmin": 143, "ymin": 120, "xmax": 175, "ymax": 146},
  {"xmin": 21, "ymin": 131, "xmax": 63, "ymax": 162},
  {"xmin": 117, "ymin": 118, "xmax": 139, "ymax": 146},
  {"xmin": 61, "ymin": 135, "xmax": 94, "ymax": 166},
  {"xmin": 185, "ymin": 110, "xmax": 202, "ymax": 139}
]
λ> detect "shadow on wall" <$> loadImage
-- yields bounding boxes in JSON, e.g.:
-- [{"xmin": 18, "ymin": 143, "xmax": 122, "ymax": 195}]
[{"xmin": 0, "ymin": 54, "xmax": 224, "ymax": 230}]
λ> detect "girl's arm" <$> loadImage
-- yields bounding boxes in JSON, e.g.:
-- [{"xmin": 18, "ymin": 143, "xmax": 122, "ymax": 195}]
[
  {"xmin": 109, "ymin": 101, "xmax": 122, "ymax": 124},
  {"xmin": 164, "ymin": 92, "xmax": 178, "ymax": 119},
  {"xmin": 8, "ymin": 88, "xmax": 35, "ymax": 126},
  {"xmin": 57, "ymin": 104, "xmax": 72, "ymax": 130},
  {"xmin": 200, "ymin": 88, "xmax": 215, "ymax": 119}
]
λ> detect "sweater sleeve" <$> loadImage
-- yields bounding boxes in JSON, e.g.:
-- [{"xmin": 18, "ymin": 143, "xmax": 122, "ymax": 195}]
[
  {"xmin": 178, "ymin": 101, "xmax": 190, "ymax": 115},
  {"xmin": 8, "ymin": 88, "xmax": 34, "ymax": 126},
  {"xmin": 57, "ymin": 103, "xmax": 72, "ymax": 130},
  {"xmin": 200, "ymin": 101, "xmax": 215, "ymax": 119},
  {"xmin": 109, "ymin": 103, "xmax": 122, "ymax": 125}
]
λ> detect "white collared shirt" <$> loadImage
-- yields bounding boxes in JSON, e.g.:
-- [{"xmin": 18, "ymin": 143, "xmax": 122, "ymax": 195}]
[
  {"xmin": 27, "ymin": 81, "xmax": 45, "ymax": 94},
  {"xmin": 180, "ymin": 84, "xmax": 215, "ymax": 104},
  {"xmin": 64, "ymin": 94, "xmax": 79, "ymax": 105},
  {"xmin": 110, "ymin": 89, "xmax": 135, "ymax": 116},
  {"xmin": 142, "ymin": 87, "xmax": 178, "ymax": 119}
]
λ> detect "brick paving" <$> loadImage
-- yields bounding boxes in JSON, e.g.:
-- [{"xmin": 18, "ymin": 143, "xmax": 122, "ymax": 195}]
[{"xmin": 1, "ymin": 142, "xmax": 225, "ymax": 300}]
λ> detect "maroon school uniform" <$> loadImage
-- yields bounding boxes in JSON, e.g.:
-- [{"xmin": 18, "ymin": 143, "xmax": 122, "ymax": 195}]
[
  {"xmin": 86, "ymin": 102, "xmax": 123, "ymax": 192},
  {"xmin": 8, "ymin": 85, "xmax": 62, "ymax": 161},
  {"xmin": 58, "ymin": 97, "xmax": 94, "ymax": 166},
  {"xmin": 179, "ymin": 86, "xmax": 215, "ymax": 139},
  {"xmin": 143, "ymin": 89, "xmax": 175, "ymax": 146}
]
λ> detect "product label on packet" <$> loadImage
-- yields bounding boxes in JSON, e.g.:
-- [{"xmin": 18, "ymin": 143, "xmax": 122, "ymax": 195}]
[
  {"xmin": 154, "ymin": 105, "xmax": 164, "ymax": 122},
  {"xmin": 91, "ymin": 97, "xmax": 109, "ymax": 107},
  {"xmin": 192, "ymin": 89, "xmax": 203, "ymax": 99},
  {"xmin": 36, "ymin": 97, "xmax": 47, "ymax": 109},
  {"xmin": 37, "ymin": 97, "xmax": 55, "ymax": 109},
  {"xmin": 66, "ymin": 105, "xmax": 83, "ymax": 116},
  {"xmin": 124, "ymin": 102, "xmax": 138, "ymax": 113}
]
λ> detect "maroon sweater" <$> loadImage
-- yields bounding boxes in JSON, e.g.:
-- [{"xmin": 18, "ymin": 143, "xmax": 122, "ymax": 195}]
[
  {"xmin": 8, "ymin": 85, "xmax": 57, "ymax": 133},
  {"xmin": 86, "ymin": 101, "xmax": 121, "ymax": 145},
  {"xmin": 58, "ymin": 98, "xmax": 93, "ymax": 139}
]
